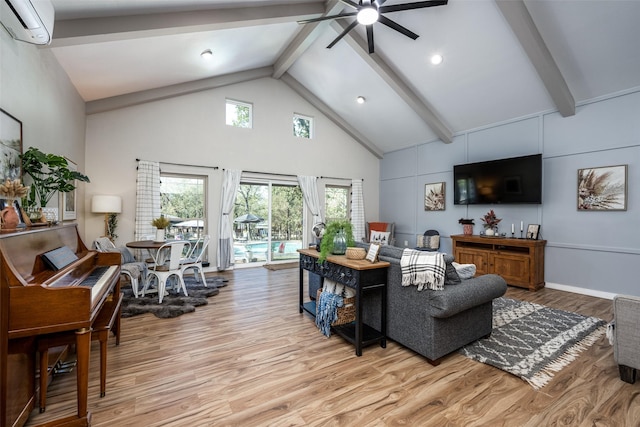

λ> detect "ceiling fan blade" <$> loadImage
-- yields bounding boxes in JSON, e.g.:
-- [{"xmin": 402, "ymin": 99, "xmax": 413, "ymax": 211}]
[
  {"xmin": 327, "ymin": 20, "xmax": 359, "ymax": 49},
  {"xmin": 339, "ymin": 0, "xmax": 360, "ymax": 9},
  {"xmin": 297, "ymin": 12, "xmax": 357, "ymax": 24},
  {"xmin": 378, "ymin": 15, "xmax": 419, "ymax": 40},
  {"xmin": 380, "ymin": 0, "xmax": 447, "ymax": 14},
  {"xmin": 366, "ymin": 25, "xmax": 375, "ymax": 54}
]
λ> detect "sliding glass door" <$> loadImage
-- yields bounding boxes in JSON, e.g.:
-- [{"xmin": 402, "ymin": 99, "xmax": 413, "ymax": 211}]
[{"xmin": 233, "ymin": 180, "xmax": 302, "ymax": 265}]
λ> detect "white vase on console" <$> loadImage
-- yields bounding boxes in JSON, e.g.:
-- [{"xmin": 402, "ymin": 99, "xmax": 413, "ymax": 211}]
[{"xmin": 485, "ymin": 228, "xmax": 495, "ymax": 236}]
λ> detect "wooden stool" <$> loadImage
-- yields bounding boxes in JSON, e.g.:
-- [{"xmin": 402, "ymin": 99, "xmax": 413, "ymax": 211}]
[{"xmin": 38, "ymin": 293, "xmax": 123, "ymax": 412}]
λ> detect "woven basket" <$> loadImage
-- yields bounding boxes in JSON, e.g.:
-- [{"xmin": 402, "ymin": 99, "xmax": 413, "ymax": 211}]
[
  {"xmin": 316, "ymin": 289, "xmax": 356, "ymax": 326},
  {"xmin": 345, "ymin": 247, "xmax": 366, "ymax": 260}
]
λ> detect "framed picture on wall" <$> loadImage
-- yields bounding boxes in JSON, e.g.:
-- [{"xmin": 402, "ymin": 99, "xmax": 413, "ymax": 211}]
[
  {"xmin": 62, "ymin": 158, "xmax": 77, "ymax": 221},
  {"xmin": 577, "ymin": 164, "xmax": 627, "ymax": 211},
  {"xmin": 0, "ymin": 108, "xmax": 22, "ymax": 180},
  {"xmin": 424, "ymin": 182, "xmax": 445, "ymax": 211}
]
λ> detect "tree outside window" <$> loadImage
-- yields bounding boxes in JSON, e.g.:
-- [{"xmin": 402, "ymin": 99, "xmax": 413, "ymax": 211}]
[
  {"xmin": 325, "ymin": 186, "xmax": 349, "ymax": 223},
  {"xmin": 226, "ymin": 99, "xmax": 252, "ymax": 128},
  {"xmin": 293, "ymin": 113, "xmax": 312, "ymax": 139}
]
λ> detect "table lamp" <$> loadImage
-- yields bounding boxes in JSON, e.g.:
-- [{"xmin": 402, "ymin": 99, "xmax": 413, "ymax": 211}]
[{"xmin": 91, "ymin": 195, "xmax": 122, "ymax": 239}]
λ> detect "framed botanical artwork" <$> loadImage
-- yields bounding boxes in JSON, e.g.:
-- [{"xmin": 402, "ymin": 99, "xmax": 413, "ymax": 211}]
[
  {"xmin": 527, "ymin": 224, "xmax": 540, "ymax": 240},
  {"xmin": 62, "ymin": 158, "xmax": 77, "ymax": 220},
  {"xmin": 578, "ymin": 164, "xmax": 627, "ymax": 211},
  {"xmin": 0, "ymin": 108, "xmax": 22, "ymax": 180},
  {"xmin": 424, "ymin": 182, "xmax": 445, "ymax": 211}
]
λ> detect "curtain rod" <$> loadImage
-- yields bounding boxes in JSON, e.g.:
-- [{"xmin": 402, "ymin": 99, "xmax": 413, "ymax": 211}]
[
  {"xmin": 136, "ymin": 158, "xmax": 218, "ymax": 170},
  {"xmin": 228, "ymin": 169, "xmax": 361, "ymax": 181}
]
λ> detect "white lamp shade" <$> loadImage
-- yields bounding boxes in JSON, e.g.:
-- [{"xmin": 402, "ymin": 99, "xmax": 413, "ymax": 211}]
[{"xmin": 91, "ymin": 195, "xmax": 122, "ymax": 213}]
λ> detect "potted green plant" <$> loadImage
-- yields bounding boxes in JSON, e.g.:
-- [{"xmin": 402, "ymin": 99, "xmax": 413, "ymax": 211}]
[
  {"xmin": 318, "ymin": 220, "xmax": 355, "ymax": 262},
  {"xmin": 20, "ymin": 147, "xmax": 90, "ymax": 213},
  {"xmin": 151, "ymin": 215, "xmax": 171, "ymax": 241}
]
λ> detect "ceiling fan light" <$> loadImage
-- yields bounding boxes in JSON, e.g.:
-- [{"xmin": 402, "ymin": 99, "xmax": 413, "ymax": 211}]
[
  {"xmin": 356, "ymin": 96, "xmax": 366, "ymax": 104},
  {"xmin": 357, "ymin": 7, "xmax": 379, "ymax": 25},
  {"xmin": 200, "ymin": 49, "xmax": 213, "ymax": 60}
]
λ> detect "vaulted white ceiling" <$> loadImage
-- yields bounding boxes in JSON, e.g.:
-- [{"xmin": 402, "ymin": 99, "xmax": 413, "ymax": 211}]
[{"xmin": 46, "ymin": 0, "xmax": 640, "ymax": 157}]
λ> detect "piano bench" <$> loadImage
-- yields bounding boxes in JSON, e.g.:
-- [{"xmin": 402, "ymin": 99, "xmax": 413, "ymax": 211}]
[{"xmin": 37, "ymin": 292, "xmax": 123, "ymax": 412}]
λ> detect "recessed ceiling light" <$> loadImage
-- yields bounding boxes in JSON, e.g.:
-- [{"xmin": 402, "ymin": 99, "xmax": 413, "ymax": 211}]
[
  {"xmin": 356, "ymin": 96, "xmax": 366, "ymax": 104},
  {"xmin": 430, "ymin": 54, "xmax": 443, "ymax": 65},
  {"xmin": 200, "ymin": 49, "xmax": 213, "ymax": 60},
  {"xmin": 357, "ymin": 6, "xmax": 379, "ymax": 25}
]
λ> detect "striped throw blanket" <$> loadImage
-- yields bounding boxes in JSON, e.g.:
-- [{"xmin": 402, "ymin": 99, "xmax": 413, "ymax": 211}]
[{"xmin": 400, "ymin": 249, "xmax": 446, "ymax": 291}]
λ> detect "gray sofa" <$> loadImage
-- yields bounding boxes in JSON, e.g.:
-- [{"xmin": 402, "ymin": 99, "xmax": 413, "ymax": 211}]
[{"xmin": 310, "ymin": 243, "xmax": 507, "ymax": 363}]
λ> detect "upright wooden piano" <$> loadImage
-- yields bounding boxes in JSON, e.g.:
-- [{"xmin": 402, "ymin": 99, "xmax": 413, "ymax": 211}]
[{"xmin": 0, "ymin": 224, "xmax": 122, "ymax": 427}]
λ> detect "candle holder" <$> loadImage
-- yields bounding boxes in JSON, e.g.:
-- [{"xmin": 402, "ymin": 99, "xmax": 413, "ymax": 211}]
[
  {"xmin": 511, "ymin": 232, "xmax": 515, "ymax": 238},
  {"xmin": 520, "ymin": 231, "xmax": 523, "ymax": 239}
]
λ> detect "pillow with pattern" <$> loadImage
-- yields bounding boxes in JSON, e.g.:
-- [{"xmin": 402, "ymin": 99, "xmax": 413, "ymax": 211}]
[{"xmin": 370, "ymin": 230, "xmax": 391, "ymax": 245}]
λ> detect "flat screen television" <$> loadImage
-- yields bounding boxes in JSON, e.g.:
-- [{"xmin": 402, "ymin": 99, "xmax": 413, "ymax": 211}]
[{"xmin": 453, "ymin": 154, "xmax": 542, "ymax": 205}]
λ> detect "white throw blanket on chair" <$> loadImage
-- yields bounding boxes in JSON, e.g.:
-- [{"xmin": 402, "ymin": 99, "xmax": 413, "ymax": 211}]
[{"xmin": 400, "ymin": 249, "xmax": 445, "ymax": 291}]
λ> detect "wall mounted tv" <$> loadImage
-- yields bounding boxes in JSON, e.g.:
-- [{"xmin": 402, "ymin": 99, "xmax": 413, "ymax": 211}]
[{"xmin": 453, "ymin": 154, "xmax": 542, "ymax": 205}]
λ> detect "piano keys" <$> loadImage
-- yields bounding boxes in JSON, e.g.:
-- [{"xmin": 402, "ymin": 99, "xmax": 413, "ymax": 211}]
[{"xmin": 0, "ymin": 223, "xmax": 122, "ymax": 427}]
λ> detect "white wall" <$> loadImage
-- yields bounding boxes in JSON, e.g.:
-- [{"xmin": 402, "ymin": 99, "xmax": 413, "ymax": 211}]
[
  {"xmin": 380, "ymin": 90, "xmax": 640, "ymax": 297},
  {"xmin": 1, "ymin": 31, "xmax": 87, "ymax": 232},
  {"xmin": 84, "ymin": 77, "xmax": 381, "ymax": 262}
]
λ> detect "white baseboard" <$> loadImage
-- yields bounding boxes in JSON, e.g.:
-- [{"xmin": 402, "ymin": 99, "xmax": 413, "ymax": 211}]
[{"xmin": 545, "ymin": 282, "xmax": 616, "ymax": 300}]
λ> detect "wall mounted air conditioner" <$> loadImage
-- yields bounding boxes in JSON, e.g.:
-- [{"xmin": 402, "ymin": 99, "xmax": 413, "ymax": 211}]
[{"xmin": 0, "ymin": 0, "xmax": 54, "ymax": 45}]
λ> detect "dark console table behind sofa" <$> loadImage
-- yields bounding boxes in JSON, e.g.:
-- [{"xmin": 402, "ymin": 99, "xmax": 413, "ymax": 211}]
[{"xmin": 297, "ymin": 248, "xmax": 389, "ymax": 356}]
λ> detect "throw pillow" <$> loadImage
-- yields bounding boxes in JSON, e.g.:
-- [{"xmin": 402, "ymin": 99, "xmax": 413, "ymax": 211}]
[
  {"xmin": 443, "ymin": 254, "xmax": 461, "ymax": 285},
  {"xmin": 370, "ymin": 230, "xmax": 391, "ymax": 245},
  {"xmin": 452, "ymin": 262, "xmax": 476, "ymax": 280}
]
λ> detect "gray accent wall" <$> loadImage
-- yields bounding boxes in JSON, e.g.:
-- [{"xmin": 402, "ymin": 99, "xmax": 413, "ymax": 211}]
[{"xmin": 380, "ymin": 90, "xmax": 640, "ymax": 297}]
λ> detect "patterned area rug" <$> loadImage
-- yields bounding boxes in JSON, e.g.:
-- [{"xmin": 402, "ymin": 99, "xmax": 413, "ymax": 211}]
[
  {"xmin": 121, "ymin": 275, "xmax": 224, "ymax": 319},
  {"xmin": 460, "ymin": 297, "xmax": 607, "ymax": 389}
]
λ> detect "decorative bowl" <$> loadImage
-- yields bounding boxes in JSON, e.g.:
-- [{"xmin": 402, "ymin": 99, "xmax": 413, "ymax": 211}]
[{"xmin": 345, "ymin": 247, "xmax": 366, "ymax": 260}]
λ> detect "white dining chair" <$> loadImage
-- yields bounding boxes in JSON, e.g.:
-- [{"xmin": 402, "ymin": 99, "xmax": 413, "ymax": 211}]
[
  {"xmin": 143, "ymin": 240, "xmax": 190, "ymax": 303},
  {"xmin": 94, "ymin": 237, "xmax": 147, "ymax": 298},
  {"xmin": 180, "ymin": 235, "xmax": 210, "ymax": 285}
]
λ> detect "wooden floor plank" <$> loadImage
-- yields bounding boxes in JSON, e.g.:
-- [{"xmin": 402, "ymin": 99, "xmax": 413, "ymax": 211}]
[{"xmin": 25, "ymin": 267, "xmax": 637, "ymax": 426}]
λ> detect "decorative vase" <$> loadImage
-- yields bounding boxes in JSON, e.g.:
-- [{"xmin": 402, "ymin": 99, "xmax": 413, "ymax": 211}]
[
  {"xmin": 485, "ymin": 228, "xmax": 495, "ymax": 236},
  {"xmin": 332, "ymin": 229, "xmax": 347, "ymax": 255},
  {"xmin": 1, "ymin": 204, "xmax": 19, "ymax": 230},
  {"xmin": 154, "ymin": 228, "xmax": 166, "ymax": 242},
  {"xmin": 463, "ymin": 224, "xmax": 474, "ymax": 235}
]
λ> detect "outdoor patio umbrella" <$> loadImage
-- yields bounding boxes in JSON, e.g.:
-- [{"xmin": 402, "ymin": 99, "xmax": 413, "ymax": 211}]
[{"xmin": 234, "ymin": 213, "xmax": 264, "ymax": 240}]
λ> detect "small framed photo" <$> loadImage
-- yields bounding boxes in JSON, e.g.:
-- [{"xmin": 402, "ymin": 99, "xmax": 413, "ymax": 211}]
[
  {"xmin": 577, "ymin": 164, "xmax": 627, "ymax": 211},
  {"xmin": 366, "ymin": 243, "xmax": 381, "ymax": 263},
  {"xmin": 424, "ymin": 182, "xmax": 445, "ymax": 211},
  {"xmin": 527, "ymin": 224, "xmax": 540, "ymax": 240}
]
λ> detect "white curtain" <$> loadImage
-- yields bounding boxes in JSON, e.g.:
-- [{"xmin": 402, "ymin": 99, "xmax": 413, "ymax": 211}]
[
  {"xmin": 297, "ymin": 175, "xmax": 323, "ymax": 230},
  {"xmin": 217, "ymin": 169, "xmax": 242, "ymax": 271},
  {"xmin": 135, "ymin": 160, "xmax": 161, "ymax": 241},
  {"xmin": 351, "ymin": 179, "xmax": 365, "ymax": 242}
]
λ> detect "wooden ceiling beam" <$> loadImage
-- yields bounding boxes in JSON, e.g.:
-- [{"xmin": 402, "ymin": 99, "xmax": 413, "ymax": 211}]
[{"xmin": 496, "ymin": 0, "xmax": 575, "ymax": 117}]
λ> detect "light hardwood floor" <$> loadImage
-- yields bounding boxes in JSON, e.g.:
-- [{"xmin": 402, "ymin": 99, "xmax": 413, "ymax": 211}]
[{"xmin": 25, "ymin": 267, "xmax": 639, "ymax": 426}]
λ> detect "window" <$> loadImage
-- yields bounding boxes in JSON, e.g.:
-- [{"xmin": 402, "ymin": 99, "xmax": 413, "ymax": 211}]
[
  {"xmin": 226, "ymin": 99, "xmax": 252, "ymax": 128},
  {"xmin": 160, "ymin": 174, "xmax": 206, "ymax": 256},
  {"xmin": 293, "ymin": 113, "xmax": 313, "ymax": 139},
  {"xmin": 325, "ymin": 185, "xmax": 349, "ymax": 223}
]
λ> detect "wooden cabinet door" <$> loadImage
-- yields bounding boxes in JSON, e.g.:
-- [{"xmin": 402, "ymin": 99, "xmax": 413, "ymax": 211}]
[
  {"xmin": 490, "ymin": 252, "xmax": 530, "ymax": 287},
  {"xmin": 455, "ymin": 249, "xmax": 489, "ymax": 276}
]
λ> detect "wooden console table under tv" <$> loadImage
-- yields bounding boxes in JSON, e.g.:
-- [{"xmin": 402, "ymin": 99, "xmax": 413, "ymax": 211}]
[
  {"xmin": 451, "ymin": 234, "xmax": 546, "ymax": 291},
  {"xmin": 297, "ymin": 248, "xmax": 389, "ymax": 356}
]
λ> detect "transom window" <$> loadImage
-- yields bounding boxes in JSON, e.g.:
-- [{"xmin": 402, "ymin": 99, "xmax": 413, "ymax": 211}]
[
  {"xmin": 293, "ymin": 113, "xmax": 313, "ymax": 139},
  {"xmin": 226, "ymin": 99, "xmax": 252, "ymax": 128}
]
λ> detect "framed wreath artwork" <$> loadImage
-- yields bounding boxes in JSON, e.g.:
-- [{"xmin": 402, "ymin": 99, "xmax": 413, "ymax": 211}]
[
  {"xmin": 424, "ymin": 182, "xmax": 445, "ymax": 211},
  {"xmin": 577, "ymin": 164, "xmax": 627, "ymax": 211}
]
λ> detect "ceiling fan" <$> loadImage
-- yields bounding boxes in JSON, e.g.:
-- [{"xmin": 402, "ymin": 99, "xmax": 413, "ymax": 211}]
[{"xmin": 298, "ymin": 0, "xmax": 448, "ymax": 54}]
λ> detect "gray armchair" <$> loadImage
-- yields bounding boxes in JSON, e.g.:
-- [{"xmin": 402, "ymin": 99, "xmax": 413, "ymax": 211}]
[{"xmin": 612, "ymin": 294, "xmax": 640, "ymax": 383}]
